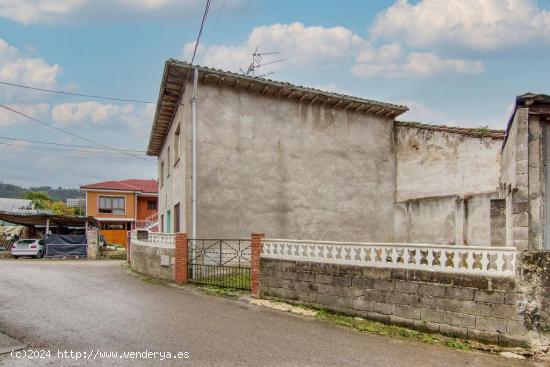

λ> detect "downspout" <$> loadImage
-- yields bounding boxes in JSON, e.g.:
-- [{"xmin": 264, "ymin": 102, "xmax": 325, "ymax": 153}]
[{"xmin": 191, "ymin": 68, "xmax": 199, "ymax": 260}]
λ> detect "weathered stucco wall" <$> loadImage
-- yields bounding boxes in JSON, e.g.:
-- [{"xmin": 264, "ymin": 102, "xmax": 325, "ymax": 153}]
[
  {"xmin": 172, "ymin": 81, "xmax": 397, "ymax": 241},
  {"xmin": 500, "ymin": 108, "xmax": 529, "ymax": 249},
  {"xmin": 158, "ymin": 102, "xmax": 186, "ymax": 233},
  {"xmin": 395, "ymin": 125, "xmax": 502, "ymax": 246},
  {"xmin": 129, "ymin": 242, "xmax": 175, "ymax": 281}
]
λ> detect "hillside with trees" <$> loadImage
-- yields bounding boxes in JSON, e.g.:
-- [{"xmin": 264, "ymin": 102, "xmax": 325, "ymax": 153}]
[{"xmin": 0, "ymin": 183, "xmax": 81, "ymax": 202}]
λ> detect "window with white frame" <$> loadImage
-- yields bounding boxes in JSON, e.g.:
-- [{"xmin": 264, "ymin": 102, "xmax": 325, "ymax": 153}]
[{"xmin": 98, "ymin": 196, "xmax": 125, "ymax": 214}]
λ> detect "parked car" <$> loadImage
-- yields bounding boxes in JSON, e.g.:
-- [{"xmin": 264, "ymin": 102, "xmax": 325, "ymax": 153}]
[{"xmin": 11, "ymin": 239, "xmax": 45, "ymax": 259}]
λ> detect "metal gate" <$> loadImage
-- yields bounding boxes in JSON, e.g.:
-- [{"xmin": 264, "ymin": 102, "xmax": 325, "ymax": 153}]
[{"xmin": 187, "ymin": 239, "xmax": 251, "ymax": 290}]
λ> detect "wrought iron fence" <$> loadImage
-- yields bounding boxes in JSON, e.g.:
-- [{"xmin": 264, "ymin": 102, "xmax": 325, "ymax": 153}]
[{"xmin": 187, "ymin": 239, "xmax": 251, "ymax": 290}]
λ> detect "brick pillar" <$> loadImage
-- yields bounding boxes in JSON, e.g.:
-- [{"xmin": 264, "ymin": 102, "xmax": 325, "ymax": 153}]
[
  {"xmin": 251, "ymin": 233, "xmax": 265, "ymax": 298},
  {"xmin": 175, "ymin": 232, "xmax": 188, "ymax": 285}
]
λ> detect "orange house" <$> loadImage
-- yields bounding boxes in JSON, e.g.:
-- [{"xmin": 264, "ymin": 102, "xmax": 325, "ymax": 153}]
[{"xmin": 81, "ymin": 179, "xmax": 158, "ymax": 246}]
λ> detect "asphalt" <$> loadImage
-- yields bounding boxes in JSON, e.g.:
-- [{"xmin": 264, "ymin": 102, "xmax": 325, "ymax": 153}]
[{"xmin": 0, "ymin": 260, "xmax": 539, "ymax": 366}]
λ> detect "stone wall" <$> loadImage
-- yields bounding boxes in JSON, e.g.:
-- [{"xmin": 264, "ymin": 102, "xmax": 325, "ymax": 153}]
[
  {"xmin": 261, "ymin": 258, "xmax": 549, "ymax": 348},
  {"xmin": 130, "ymin": 243, "xmax": 175, "ymax": 281}
]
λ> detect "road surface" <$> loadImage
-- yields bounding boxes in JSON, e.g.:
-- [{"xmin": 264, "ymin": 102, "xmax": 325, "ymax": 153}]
[{"xmin": 0, "ymin": 260, "xmax": 537, "ymax": 366}]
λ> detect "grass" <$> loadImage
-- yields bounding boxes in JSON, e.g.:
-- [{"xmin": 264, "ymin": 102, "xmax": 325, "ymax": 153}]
[
  {"xmin": 315, "ymin": 309, "xmax": 470, "ymax": 351},
  {"xmin": 193, "ymin": 284, "xmax": 248, "ymax": 299},
  {"xmin": 190, "ymin": 269, "xmax": 250, "ymax": 290}
]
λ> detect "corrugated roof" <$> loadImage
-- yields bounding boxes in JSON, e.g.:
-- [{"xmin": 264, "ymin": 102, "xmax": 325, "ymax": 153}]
[
  {"xmin": 396, "ymin": 121, "xmax": 505, "ymax": 139},
  {"xmin": 147, "ymin": 59, "xmax": 409, "ymax": 156},
  {"xmin": 81, "ymin": 179, "xmax": 158, "ymax": 194}
]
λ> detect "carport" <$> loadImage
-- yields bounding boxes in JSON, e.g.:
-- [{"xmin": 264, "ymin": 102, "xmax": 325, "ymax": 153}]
[{"xmin": 0, "ymin": 212, "xmax": 99, "ymax": 257}]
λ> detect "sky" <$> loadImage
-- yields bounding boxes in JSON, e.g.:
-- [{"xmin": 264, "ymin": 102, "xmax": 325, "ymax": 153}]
[{"xmin": 0, "ymin": 0, "xmax": 549, "ymax": 188}]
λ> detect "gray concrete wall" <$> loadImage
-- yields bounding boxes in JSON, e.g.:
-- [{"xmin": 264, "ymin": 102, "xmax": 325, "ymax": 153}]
[
  {"xmin": 500, "ymin": 108, "xmax": 529, "ymax": 249},
  {"xmin": 174, "ymin": 81, "xmax": 397, "ymax": 241},
  {"xmin": 395, "ymin": 126, "xmax": 502, "ymax": 246},
  {"xmin": 261, "ymin": 257, "xmax": 550, "ymax": 348},
  {"xmin": 129, "ymin": 243, "xmax": 175, "ymax": 281}
]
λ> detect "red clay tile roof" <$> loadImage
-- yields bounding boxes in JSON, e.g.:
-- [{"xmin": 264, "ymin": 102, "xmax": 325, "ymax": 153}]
[{"xmin": 81, "ymin": 179, "xmax": 158, "ymax": 194}]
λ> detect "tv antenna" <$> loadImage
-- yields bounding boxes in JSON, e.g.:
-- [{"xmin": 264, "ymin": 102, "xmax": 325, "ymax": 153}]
[{"xmin": 240, "ymin": 45, "xmax": 286, "ymax": 77}]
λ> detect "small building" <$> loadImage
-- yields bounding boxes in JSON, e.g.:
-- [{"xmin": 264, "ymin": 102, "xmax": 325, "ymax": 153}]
[
  {"xmin": 66, "ymin": 198, "xmax": 86, "ymax": 209},
  {"xmin": 0, "ymin": 198, "xmax": 35, "ymax": 213},
  {"xmin": 81, "ymin": 179, "xmax": 158, "ymax": 246}
]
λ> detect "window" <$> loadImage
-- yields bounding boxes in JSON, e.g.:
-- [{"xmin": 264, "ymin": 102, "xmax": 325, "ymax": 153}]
[
  {"xmin": 160, "ymin": 161, "xmax": 165, "ymax": 186},
  {"xmin": 167, "ymin": 146, "xmax": 171, "ymax": 177},
  {"xmin": 147, "ymin": 201, "xmax": 157, "ymax": 210},
  {"xmin": 174, "ymin": 203, "xmax": 180, "ymax": 232},
  {"xmin": 160, "ymin": 214, "xmax": 164, "ymax": 232},
  {"xmin": 174, "ymin": 124, "xmax": 180, "ymax": 165},
  {"xmin": 166, "ymin": 209, "xmax": 172, "ymax": 233},
  {"xmin": 98, "ymin": 196, "xmax": 125, "ymax": 214},
  {"xmin": 100, "ymin": 222, "xmax": 127, "ymax": 230}
]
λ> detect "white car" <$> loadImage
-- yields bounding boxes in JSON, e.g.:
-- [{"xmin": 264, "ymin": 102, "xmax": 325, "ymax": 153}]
[{"xmin": 11, "ymin": 239, "xmax": 45, "ymax": 259}]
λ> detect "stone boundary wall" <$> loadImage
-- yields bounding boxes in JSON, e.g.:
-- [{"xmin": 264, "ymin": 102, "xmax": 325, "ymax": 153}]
[
  {"xmin": 130, "ymin": 242, "xmax": 176, "ymax": 281},
  {"xmin": 261, "ymin": 258, "xmax": 536, "ymax": 347}
]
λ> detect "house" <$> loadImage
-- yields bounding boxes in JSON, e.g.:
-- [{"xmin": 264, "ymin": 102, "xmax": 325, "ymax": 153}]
[
  {"xmin": 81, "ymin": 179, "xmax": 158, "ymax": 246},
  {"xmin": 146, "ymin": 59, "xmax": 542, "ymax": 250},
  {"xmin": 0, "ymin": 198, "xmax": 35, "ymax": 214}
]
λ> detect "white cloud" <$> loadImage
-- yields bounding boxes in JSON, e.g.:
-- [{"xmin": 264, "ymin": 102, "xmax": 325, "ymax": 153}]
[
  {"xmin": 51, "ymin": 101, "xmax": 155, "ymax": 135},
  {"xmin": 396, "ymin": 100, "xmax": 451, "ymax": 124},
  {"xmin": 0, "ymin": 38, "xmax": 60, "ymax": 93},
  {"xmin": 0, "ymin": 103, "xmax": 50, "ymax": 127},
  {"xmin": 352, "ymin": 43, "xmax": 483, "ymax": 78},
  {"xmin": 371, "ymin": 0, "xmax": 550, "ymax": 50},
  {"xmin": 186, "ymin": 22, "xmax": 367, "ymax": 73},
  {"xmin": 0, "ymin": 0, "xmax": 245, "ymax": 24},
  {"xmin": 186, "ymin": 22, "xmax": 482, "ymax": 79}
]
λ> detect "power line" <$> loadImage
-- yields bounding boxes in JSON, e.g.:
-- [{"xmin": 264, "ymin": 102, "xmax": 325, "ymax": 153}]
[
  {"xmin": 0, "ymin": 104, "xmax": 155, "ymax": 163},
  {"xmin": 0, "ymin": 141, "xmax": 151, "ymax": 158},
  {"xmin": 0, "ymin": 136, "xmax": 145, "ymax": 153},
  {"xmin": 199, "ymin": 0, "xmax": 227, "ymax": 64},
  {"xmin": 190, "ymin": 0, "xmax": 212, "ymax": 65},
  {"xmin": 0, "ymin": 81, "xmax": 154, "ymax": 104}
]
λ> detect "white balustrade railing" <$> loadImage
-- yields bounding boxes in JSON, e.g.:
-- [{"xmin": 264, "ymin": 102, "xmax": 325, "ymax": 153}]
[
  {"xmin": 130, "ymin": 231, "xmax": 175, "ymax": 249},
  {"xmin": 261, "ymin": 239, "xmax": 517, "ymax": 277}
]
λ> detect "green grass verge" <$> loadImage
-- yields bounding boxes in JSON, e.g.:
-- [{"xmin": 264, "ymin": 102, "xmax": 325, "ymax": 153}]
[{"xmin": 315, "ymin": 309, "xmax": 470, "ymax": 351}]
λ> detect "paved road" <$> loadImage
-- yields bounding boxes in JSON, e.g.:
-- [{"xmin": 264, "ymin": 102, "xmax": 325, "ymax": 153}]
[{"xmin": 0, "ymin": 260, "xmax": 538, "ymax": 366}]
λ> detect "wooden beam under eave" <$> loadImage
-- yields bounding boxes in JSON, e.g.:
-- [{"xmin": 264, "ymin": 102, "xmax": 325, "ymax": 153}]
[
  {"xmin": 218, "ymin": 77, "xmax": 224, "ymax": 87},
  {"xmin": 354, "ymin": 105, "xmax": 365, "ymax": 112},
  {"xmin": 383, "ymin": 110, "xmax": 394, "ymax": 118},
  {"xmin": 344, "ymin": 102, "xmax": 354, "ymax": 110},
  {"xmin": 310, "ymin": 95, "xmax": 319, "ymax": 105},
  {"xmin": 246, "ymin": 82, "xmax": 254, "ymax": 92},
  {"xmin": 261, "ymin": 85, "xmax": 269, "ymax": 94},
  {"xmin": 287, "ymin": 91, "xmax": 297, "ymax": 99},
  {"xmin": 375, "ymin": 108, "xmax": 386, "ymax": 116},
  {"xmin": 363, "ymin": 106, "xmax": 376, "ymax": 114},
  {"xmin": 299, "ymin": 94, "xmax": 308, "ymax": 103},
  {"xmin": 333, "ymin": 100, "xmax": 344, "ymax": 109}
]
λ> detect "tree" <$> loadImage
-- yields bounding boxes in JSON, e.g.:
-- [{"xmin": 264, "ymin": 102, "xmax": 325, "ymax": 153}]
[
  {"xmin": 43, "ymin": 201, "xmax": 76, "ymax": 216},
  {"xmin": 21, "ymin": 191, "xmax": 52, "ymax": 209}
]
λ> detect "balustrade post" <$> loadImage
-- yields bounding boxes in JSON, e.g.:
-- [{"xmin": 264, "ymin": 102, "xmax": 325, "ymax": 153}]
[
  {"xmin": 251, "ymin": 233, "xmax": 265, "ymax": 298},
  {"xmin": 175, "ymin": 232, "xmax": 188, "ymax": 285}
]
